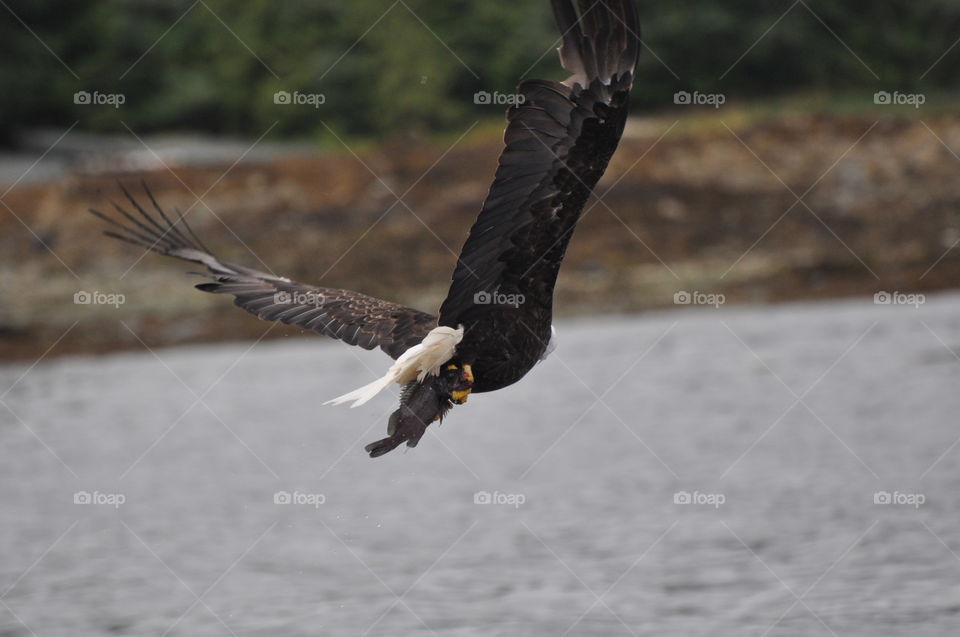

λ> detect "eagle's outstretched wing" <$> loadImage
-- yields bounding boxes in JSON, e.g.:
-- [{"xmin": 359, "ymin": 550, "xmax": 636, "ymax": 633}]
[
  {"xmin": 91, "ymin": 185, "xmax": 437, "ymax": 359},
  {"xmin": 438, "ymin": 0, "xmax": 639, "ymax": 326}
]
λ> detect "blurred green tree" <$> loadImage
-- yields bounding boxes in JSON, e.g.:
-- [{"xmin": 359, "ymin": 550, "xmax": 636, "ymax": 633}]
[{"xmin": 1, "ymin": 0, "xmax": 959, "ymax": 143}]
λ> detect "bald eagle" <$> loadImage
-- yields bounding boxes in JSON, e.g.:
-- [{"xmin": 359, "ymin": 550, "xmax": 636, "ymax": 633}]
[{"xmin": 92, "ymin": 0, "xmax": 641, "ymax": 457}]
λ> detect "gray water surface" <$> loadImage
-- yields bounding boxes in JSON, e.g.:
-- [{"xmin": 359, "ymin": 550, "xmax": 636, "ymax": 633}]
[{"xmin": 2, "ymin": 296, "xmax": 960, "ymax": 636}]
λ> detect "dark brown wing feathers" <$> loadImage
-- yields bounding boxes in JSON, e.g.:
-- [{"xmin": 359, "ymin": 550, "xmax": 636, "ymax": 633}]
[
  {"xmin": 437, "ymin": 0, "xmax": 640, "ymax": 326},
  {"xmin": 90, "ymin": 185, "xmax": 436, "ymax": 359}
]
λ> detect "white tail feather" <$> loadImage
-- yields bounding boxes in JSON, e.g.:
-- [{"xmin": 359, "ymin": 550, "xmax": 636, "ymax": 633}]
[
  {"xmin": 323, "ymin": 375, "xmax": 395, "ymax": 408},
  {"xmin": 324, "ymin": 325, "xmax": 463, "ymax": 408}
]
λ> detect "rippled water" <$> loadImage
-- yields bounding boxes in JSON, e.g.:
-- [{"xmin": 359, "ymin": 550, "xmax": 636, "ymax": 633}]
[{"xmin": 2, "ymin": 295, "xmax": 960, "ymax": 636}]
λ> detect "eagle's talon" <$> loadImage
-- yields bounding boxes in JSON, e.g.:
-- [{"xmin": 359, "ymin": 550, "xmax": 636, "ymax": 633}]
[{"xmin": 449, "ymin": 363, "xmax": 473, "ymax": 404}]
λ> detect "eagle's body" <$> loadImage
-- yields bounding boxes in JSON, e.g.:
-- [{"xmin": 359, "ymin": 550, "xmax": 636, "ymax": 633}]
[
  {"xmin": 93, "ymin": 0, "xmax": 641, "ymax": 457},
  {"xmin": 450, "ymin": 78, "xmax": 633, "ymax": 392},
  {"xmin": 456, "ymin": 309, "xmax": 551, "ymax": 394}
]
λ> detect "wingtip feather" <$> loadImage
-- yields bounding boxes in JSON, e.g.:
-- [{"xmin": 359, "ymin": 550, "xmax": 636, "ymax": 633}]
[{"xmin": 552, "ymin": 0, "xmax": 640, "ymax": 86}]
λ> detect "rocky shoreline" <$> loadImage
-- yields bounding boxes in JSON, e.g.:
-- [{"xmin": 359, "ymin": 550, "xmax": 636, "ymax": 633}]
[{"xmin": 3, "ymin": 112, "xmax": 959, "ymax": 361}]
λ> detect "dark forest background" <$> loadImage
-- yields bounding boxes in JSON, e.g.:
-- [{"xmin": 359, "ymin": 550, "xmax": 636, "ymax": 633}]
[{"xmin": 3, "ymin": 0, "xmax": 958, "ymax": 142}]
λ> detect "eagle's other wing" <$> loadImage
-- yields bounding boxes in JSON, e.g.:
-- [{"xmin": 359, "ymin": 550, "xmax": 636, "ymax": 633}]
[
  {"xmin": 438, "ymin": 0, "xmax": 639, "ymax": 326},
  {"xmin": 91, "ymin": 185, "xmax": 437, "ymax": 359}
]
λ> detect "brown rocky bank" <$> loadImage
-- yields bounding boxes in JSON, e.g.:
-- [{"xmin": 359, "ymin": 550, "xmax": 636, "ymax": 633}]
[{"xmin": 3, "ymin": 112, "xmax": 960, "ymax": 361}]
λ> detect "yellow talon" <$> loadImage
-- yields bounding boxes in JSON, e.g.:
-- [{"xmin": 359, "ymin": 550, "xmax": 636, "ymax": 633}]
[{"xmin": 449, "ymin": 364, "xmax": 473, "ymax": 404}]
